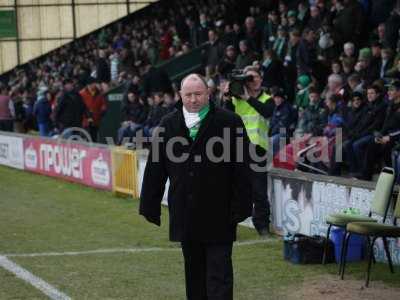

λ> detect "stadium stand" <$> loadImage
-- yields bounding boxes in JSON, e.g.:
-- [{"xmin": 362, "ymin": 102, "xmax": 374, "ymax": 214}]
[{"xmin": 1, "ymin": 0, "xmax": 400, "ymax": 182}]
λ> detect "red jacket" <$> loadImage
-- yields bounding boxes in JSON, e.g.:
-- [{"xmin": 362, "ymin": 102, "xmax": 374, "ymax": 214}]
[{"xmin": 80, "ymin": 87, "xmax": 107, "ymax": 127}]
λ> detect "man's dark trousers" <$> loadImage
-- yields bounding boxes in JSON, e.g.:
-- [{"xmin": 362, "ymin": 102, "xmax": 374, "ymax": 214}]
[
  {"xmin": 251, "ymin": 144, "xmax": 270, "ymax": 232},
  {"xmin": 181, "ymin": 241, "xmax": 233, "ymax": 300}
]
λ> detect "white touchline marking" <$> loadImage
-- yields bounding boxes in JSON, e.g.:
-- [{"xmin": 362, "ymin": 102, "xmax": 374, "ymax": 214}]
[
  {"xmin": 4, "ymin": 239, "xmax": 275, "ymax": 258},
  {"xmin": 0, "ymin": 255, "xmax": 71, "ymax": 300}
]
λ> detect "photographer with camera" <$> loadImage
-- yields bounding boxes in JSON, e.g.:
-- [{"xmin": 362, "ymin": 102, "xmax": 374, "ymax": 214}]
[{"xmin": 224, "ymin": 66, "xmax": 275, "ymax": 236}]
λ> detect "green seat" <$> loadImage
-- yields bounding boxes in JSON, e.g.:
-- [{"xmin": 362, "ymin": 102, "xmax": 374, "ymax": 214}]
[
  {"xmin": 326, "ymin": 214, "xmax": 377, "ymax": 226},
  {"xmin": 347, "ymin": 222, "xmax": 400, "ymax": 237},
  {"xmin": 341, "ymin": 185, "xmax": 400, "ymax": 287},
  {"xmin": 322, "ymin": 167, "xmax": 395, "ymax": 268}
]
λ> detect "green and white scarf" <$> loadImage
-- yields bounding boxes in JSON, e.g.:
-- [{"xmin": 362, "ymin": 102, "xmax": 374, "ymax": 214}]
[{"xmin": 182, "ymin": 104, "xmax": 210, "ymax": 140}]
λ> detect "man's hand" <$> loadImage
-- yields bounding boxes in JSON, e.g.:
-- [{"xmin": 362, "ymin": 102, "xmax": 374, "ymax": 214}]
[
  {"xmin": 381, "ymin": 136, "xmax": 390, "ymax": 144},
  {"xmin": 239, "ymin": 85, "xmax": 250, "ymax": 101}
]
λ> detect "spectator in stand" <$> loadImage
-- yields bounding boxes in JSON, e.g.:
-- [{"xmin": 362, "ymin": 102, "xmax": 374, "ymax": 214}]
[
  {"xmin": 232, "ymin": 22, "xmax": 243, "ymax": 50},
  {"xmin": 333, "ymin": 0, "xmax": 365, "ymax": 47},
  {"xmin": 96, "ymin": 49, "xmax": 110, "ymax": 84},
  {"xmin": 347, "ymin": 73, "xmax": 364, "ymax": 94},
  {"xmin": 379, "ymin": 47, "xmax": 395, "ymax": 79},
  {"xmin": 284, "ymin": 29, "xmax": 301, "ymax": 99},
  {"xmin": 159, "ymin": 26, "xmax": 173, "ymax": 61},
  {"xmin": 323, "ymin": 94, "xmax": 345, "ymax": 139},
  {"xmin": 363, "ymin": 80, "xmax": 400, "ymax": 178},
  {"xmin": 330, "ymin": 91, "xmax": 366, "ymax": 175},
  {"xmin": 387, "ymin": 58, "xmax": 400, "ymax": 79},
  {"xmin": 109, "ymin": 49, "xmax": 120, "ymax": 82},
  {"xmin": 197, "ymin": 13, "xmax": 212, "ymax": 46},
  {"xmin": 235, "ymin": 40, "xmax": 258, "ymax": 70},
  {"xmin": 0, "ymin": 84, "xmax": 14, "ymax": 132},
  {"xmin": 341, "ymin": 57, "xmax": 355, "ymax": 80},
  {"xmin": 143, "ymin": 92, "xmax": 169, "ymax": 137},
  {"xmin": 263, "ymin": 10, "xmax": 280, "ymax": 50},
  {"xmin": 206, "ymin": 30, "xmax": 225, "ymax": 79},
  {"xmin": 79, "ymin": 77, "xmax": 107, "ymax": 142},
  {"xmin": 324, "ymin": 94, "xmax": 345, "ymax": 175},
  {"xmin": 294, "ymin": 74, "xmax": 312, "ymax": 109},
  {"xmin": 370, "ymin": 24, "xmax": 386, "ymax": 45},
  {"xmin": 33, "ymin": 86, "xmax": 52, "ymax": 137},
  {"xmin": 54, "ymin": 78, "xmax": 88, "ymax": 136},
  {"xmin": 218, "ymin": 45, "xmax": 236, "ymax": 78},
  {"xmin": 185, "ymin": 18, "xmax": 199, "ymax": 48},
  {"xmin": 118, "ymin": 90, "xmax": 148, "ymax": 145},
  {"xmin": 323, "ymin": 74, "xmax": 347, "ymax": 103},
  {"xmin": 295, "ymin": 86, "xmax": 327, "ymax": 137},
  {"xmin": 269, "ymin": 89, "xmax": 297, "ymax": 155},
  {"xmin": 344, "ymin": 84, "xmax": 387, "ymax": 178},
  {"xmin": 307, "ymin": 5, "xmax": 323, "ymax": 32},
  {"xmin": 21, "ymin": 89, "xmax": 35, "ymax": 132},
  {"xmin": 272, "ymin": 26, "xmax": 288, "ymax": 61},
  {"xmin": 340, "ymin": 42, "xmax": 357, "ymax": 62},
  {"xmin": 297, "ymin": 1, "xmax": 310, "ymax": 27},
  {"xmin": 141, "ymin": 62, "xmax": 172, "ymax": 99},
  {"xmin": 355, "ymin": 47, "xmax": 380, "ymax": 85},
  {"xmin": 287, "ymin": 10, "xmax": 301, "ymax": 31},
  {"xmin": 243, "ymin": 16, "xmax": 262, "ymax": 52},
  {"xmin": 261, "ymin": 49, "xmax": 285, "ymax": 90},
  {"xmin": 11, "ymin": 87, "xmax": 26, "ymax": 133},
  {"xmin": 331, "ymin": 60, "xmax": 343, "ymax": 76},
  {"xmin": 297, "ymin": 27, "xmax": 317, "ymax": 76},
  {"xmin": 383, "ymin": 6, "xmax": 400, "ymax": 50}
]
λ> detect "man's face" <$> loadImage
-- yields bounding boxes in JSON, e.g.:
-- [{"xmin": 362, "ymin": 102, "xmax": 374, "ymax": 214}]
[
  {"xmin": 328, "ymin": 79, "xmax": 340, "ymax": 92},
  {"xmin": 289, "ymin": 33, "xmax": 300, "ymax": 44},
  {"xmin": 227, "ymin": 48, "xmax": 235, "ymax": 58},
  {"xmin": 309, "ymin": 92, "xmax": 320, "ymax": 104},
  {"xmin": 352, "ymin": 97, "xmax": 362, "ymax": 108},
  {"xmin": 128, "ymin": 92, "xmax": 136, "ymax": 102},
  {"xmin": 306, "ymin": 31, "xmax": 316, "ymax": 42},
  {"xmin": 367, "ymin": 89, "xmax": 378, "ymax": 102},
  {"xmin": 180, "ymin": 77, "xmax": 209, "ymax": 113},
  {"xmin": 310, "ymin": 7, "xmax": 319, "ymax": 18},
  {"xmin": 208, "ymin": 31, "xmax": 216, "ymax": 42},
  {"xmin": 273, "ymin": 95, "xmax": 284, "ymax": 106},
  {"xmin": 245, "ymin": 70, "xmax": 262, "ymax": 92},
  {"xmin": 344, "ymin": 46, "xmax": 353, "ymax": 57},
  {"xmin": 239, "ymin": 42, "xmax": 247, "ymax": 53},
  {"xmin": 372, "ymin": 46, "xmax": 381, "ymax": 57},
  {"xmin": 65, "ymin": 83, "xmax": 74, "ymax": 91},
  {"xmin": 388, "ymin": 87, "xmax": 400, "ymax": 101}
]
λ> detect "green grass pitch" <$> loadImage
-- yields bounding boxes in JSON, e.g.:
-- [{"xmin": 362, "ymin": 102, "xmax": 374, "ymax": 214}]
[{"xmin": 0, "ymin": 165, "xmax": 399, "ymax": 299}]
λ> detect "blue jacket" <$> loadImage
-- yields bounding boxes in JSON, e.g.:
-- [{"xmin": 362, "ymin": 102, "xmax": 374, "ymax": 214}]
[
  {"xmin": 33, "ymin": 96, "xmax": 52, "ymax": 124},
  {"xmin": 269, "ymin": 101, "xmax": 296, "ymax": 136}
]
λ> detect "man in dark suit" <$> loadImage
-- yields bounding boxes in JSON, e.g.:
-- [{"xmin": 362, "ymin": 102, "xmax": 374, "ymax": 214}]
[{"xmin": 139, "ymin": 73, "xmax": 252, "ymax": 300}]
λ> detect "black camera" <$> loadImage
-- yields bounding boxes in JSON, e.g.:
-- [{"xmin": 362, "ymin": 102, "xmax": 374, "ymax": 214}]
[{"xmin": 227, "ymin": 69, "xmax": 253, "ymax": 98}]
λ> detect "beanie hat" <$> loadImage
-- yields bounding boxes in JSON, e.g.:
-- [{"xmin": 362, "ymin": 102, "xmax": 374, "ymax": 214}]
[
  {"xmin": 358, "ymin": 47, "xmax": 372, "ymax": 61},
  {"xmin": 297, "ymin": 75, "xmax": 311, "ymax": 89}
]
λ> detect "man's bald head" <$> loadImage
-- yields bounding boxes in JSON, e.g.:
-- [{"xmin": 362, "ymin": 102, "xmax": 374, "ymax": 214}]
[
  {"xmin": 180, "ymin": 73, "xmax": 209, "ymax": 113},
  {"xmin": 180, "ymin": 73, "xmax": 208, "ymax": 90}
]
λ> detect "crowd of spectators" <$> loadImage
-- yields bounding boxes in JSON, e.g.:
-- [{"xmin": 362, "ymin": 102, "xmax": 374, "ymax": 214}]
[{"xmin": 1, "ymin": 0, "xmax": 400, "ymax": 181}]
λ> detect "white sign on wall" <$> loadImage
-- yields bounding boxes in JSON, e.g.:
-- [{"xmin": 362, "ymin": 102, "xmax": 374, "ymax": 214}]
[
  {"xmin": 270, "ymin": 176, "xmax": 400, "ymax": 265},
  {"xmin": 0, "ymin": 135, "xmax": 24, "ymax": 169}
]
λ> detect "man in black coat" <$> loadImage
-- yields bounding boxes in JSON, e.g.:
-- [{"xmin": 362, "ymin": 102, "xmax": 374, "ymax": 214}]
[
  {"xmin": 54, "ymin": 79, "xmax": 87, "ymax": 134},
  {"xmin": 139, "ymin": 74, "xmax": 252, "ymax": 300}
]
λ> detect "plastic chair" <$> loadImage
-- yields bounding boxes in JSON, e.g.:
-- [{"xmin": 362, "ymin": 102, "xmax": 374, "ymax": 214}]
[
  {"xmin": 322, "ymin": 167, "xmax": 395, "ymax": 274},
  {"xmin": 341, "ymin": 190, "xmax": 400, "ymax": 287}
]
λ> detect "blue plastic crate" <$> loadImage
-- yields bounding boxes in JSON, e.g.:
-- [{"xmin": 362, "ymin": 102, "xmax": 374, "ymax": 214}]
[{"xmin": 331, "ymin": 227, "xmax": 365, "ymax": 263}]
